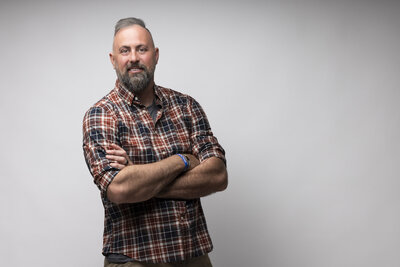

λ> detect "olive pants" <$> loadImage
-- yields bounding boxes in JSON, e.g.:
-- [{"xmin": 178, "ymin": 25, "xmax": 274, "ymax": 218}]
[{"xmin": 104, "ymin": 254, "xmax": 212, "ymax": 267}]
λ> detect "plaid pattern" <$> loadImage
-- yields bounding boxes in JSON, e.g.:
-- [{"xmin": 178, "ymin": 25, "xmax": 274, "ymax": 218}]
[{"xmin": 82, "ymin": 81, "xmax": 225, "ymax": 263}]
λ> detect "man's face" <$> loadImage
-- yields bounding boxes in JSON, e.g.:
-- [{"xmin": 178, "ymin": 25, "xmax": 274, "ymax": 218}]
[{"xmin": 110, "ymin": 25, "xmax": 159, "ymax": 94}]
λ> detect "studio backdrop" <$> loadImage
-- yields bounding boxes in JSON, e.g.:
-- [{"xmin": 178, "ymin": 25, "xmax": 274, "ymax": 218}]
[{"xmin": 1, "ymin": 0, "xmax": 399, "ymax": 266}]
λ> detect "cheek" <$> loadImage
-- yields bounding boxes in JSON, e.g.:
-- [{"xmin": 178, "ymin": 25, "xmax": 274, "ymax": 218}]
[
  {"xmin": 116, "ymin": 57, "xmax": 128, "ymax": 68},
  {"xmin": 143, "ymin": 56, "xmax": 157, "ymax": 68},
  {"xmin": 116, "ymin": 63, "xmax": 128, "ymax": 73}
]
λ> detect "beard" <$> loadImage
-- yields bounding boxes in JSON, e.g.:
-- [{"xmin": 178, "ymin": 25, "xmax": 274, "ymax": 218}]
[{"xmin": 115, "ymin": 62, "xmax": 155, "ymax": 94}]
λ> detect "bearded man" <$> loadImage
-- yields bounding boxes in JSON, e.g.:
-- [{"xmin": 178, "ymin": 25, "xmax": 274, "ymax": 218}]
[{"xmin": 82, "ymin": 17, "xmax": 227, "ymax": 267}]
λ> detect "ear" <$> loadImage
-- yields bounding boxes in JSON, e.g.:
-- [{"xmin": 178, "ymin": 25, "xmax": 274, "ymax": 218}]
[
  {"xmin": 154, "ymin": 47, "xmax": 159, "ymax": 65},
  {"xmin": 109, "ymin": 53, "xmax": 116, "ymax": 69}
]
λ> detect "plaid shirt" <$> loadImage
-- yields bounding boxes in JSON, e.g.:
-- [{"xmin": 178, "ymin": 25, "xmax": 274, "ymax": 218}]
[{"xmin": 82, "ymin": 81, "xmax": 225, "ymax": 263}]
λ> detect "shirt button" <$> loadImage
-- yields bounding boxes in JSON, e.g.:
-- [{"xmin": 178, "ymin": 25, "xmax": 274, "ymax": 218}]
[{"xmin": 180, "ymin": 213, "xmax": 186, "ymax": 221}]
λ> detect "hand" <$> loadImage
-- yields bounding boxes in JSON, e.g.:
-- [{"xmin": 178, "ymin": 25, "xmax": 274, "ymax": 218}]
[
  {"xmin": 106, "ymin": 144, "xmax": 133, "ymax": 170},
  {"xmin": 183, "ymin": 154, "xmax": 200, "ymax": 170}
]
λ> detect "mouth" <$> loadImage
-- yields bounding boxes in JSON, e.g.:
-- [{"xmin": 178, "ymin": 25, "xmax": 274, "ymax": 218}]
[
  {"xmin": 128, "ymin": 68, "xmax": 143, "ymax": 74},
  {"xmin": 127, "ymin": 65, "xmax": 145, "ymax": 74}
]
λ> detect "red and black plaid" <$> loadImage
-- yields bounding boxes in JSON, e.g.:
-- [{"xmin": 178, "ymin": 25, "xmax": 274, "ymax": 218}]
[{"xmin": 82, "ymin": 81, "xmax": 225, "ymax": 263}]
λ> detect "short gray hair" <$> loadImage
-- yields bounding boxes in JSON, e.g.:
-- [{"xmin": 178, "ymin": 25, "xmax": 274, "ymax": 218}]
[{"xmin": 114, "ymin": 17, "xmax": 148, "ymax": 36}]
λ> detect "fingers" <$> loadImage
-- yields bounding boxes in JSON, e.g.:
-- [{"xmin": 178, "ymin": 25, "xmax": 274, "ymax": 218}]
[
  {"xmin": 106, "ymin": 144, "xmax": 132, "ymax": 169},
  {"xmin": 109, "ymin": 162, "xmax": 127, "ymax": 170},
  {"xmin": 107, "ymin": 154, "xmax": 129, "ymax": 170},
  {"xmin": 106, "ymin": 154, "xmax": 127, "ymax": 164},
  {"xmin": 106, "ymin": 145, "xmax": 128, "ymax": 157},
  {"xmin": 109, "ymin": 143, "xmax": 123, "ymax": 150}
]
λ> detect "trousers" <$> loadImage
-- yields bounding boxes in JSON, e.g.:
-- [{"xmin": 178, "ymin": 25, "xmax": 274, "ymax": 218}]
[{"xmin": 104, "ymin": 254, "xmax": 213, "ymax": 267}]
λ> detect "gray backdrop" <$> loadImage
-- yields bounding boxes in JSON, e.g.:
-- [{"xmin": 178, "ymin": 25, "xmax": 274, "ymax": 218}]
[{"xmin": 1, "ymin": 0, "xmax": 399, "ymax": 266}]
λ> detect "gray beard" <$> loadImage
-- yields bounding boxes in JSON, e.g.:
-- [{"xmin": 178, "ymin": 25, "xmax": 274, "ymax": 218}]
[{"xmin": 116, "ymin": 68, "xmax": 153, "ymax": 94}]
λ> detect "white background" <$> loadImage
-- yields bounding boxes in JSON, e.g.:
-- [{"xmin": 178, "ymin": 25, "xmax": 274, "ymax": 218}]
[{"xmin": 1, "ymin": 0, "xmax": 400, "ymax": 266}]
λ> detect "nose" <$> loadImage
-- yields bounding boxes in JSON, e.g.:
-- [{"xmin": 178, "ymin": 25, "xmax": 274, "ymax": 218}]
[{"xmin": 129, "ymin": 51, "xmax": 139, "ymax": 63}]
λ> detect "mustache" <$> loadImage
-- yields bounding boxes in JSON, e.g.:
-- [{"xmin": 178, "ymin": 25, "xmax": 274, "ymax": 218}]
[{"xmin": 126, "ymin": 62, "xmax": 147, "ymax": 71}]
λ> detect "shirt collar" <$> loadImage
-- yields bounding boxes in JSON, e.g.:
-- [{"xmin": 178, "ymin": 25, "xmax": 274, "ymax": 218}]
[
  {"xmin": 115, "ymin": 79, "xmax": 135, "ymax": 106},
  {"xmin": 115, "ymin": 79, "xmax": 163, "ymax": 107}
]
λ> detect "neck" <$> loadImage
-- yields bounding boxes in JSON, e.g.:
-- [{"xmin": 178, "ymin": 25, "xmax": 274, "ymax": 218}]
[{"xmin": 135, "ymin": 81, "xmax": 155, "ymax": 107}]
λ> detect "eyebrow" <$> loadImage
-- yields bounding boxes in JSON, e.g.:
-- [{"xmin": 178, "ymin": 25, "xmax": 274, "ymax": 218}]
[
  {"xmin": 119, "ymin": 44, "xmax": 149, "ymax": 51},
  {"xmin": 119, "ymin": 45, "xmax": 130, "ymax": 50}
]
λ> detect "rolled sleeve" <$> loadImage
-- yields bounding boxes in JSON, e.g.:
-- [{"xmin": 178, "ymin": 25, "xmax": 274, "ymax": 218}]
[
  {"xmin": 82, "ymin": 105, "xmax": 120, "ymax": 194},
  {"xmin": 188, "ymin": 98, "xmax": 226, "ymax": 165}
]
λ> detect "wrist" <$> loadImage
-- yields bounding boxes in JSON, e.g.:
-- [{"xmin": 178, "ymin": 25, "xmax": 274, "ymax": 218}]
[{"xmin": 176, "ymin": 154, "xmax": 190, "ymax": 172}]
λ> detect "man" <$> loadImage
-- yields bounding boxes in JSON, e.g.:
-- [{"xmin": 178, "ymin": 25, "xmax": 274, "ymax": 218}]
[{"xmin": 82, "ymin": 17, "xmax": 227, "ymax": 267}]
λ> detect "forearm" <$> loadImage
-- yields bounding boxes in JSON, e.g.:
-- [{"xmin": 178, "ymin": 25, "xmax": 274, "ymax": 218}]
[
  {"xmin": 107, "ymin": 155, "xmax": 185, "ymax": 204},
  {"xmin": 157, "ymin": 157, "xmax": 228, "ymax": 200}
]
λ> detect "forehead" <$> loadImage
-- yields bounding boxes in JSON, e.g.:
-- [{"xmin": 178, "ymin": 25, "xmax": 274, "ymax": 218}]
[{"xmin": 113, "ymin": 25, "xmax": 154, "ymax": 50}]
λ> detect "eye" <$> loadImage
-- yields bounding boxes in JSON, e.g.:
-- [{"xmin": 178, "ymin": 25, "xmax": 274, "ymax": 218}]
[
  {"xmin": 120, "ymin": 47, "xmax": 129, "ymax": 54},
  {"xmin": 138, "ymin": 46, "xmax": 148, "ymax": 54}
]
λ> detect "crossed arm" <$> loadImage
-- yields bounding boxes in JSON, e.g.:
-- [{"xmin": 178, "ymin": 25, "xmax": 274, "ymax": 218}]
[{"xmin": 105, "ymin": 144, "xmax": 228, "ymax": 204}]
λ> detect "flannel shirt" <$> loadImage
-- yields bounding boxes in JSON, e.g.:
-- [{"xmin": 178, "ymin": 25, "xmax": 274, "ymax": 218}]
[{"xmin": 82, "ymin": 80, "xmax": 226, "ymax": 263}]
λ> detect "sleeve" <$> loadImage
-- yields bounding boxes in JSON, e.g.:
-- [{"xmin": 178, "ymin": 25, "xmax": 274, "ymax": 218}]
[
  {"xmin": 188, "ymin": 97, "xmax": 226, "ymax": 165},
  {"xmin": 82, "ymin": 105, "xmax": 120, "ymax": 194}
]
